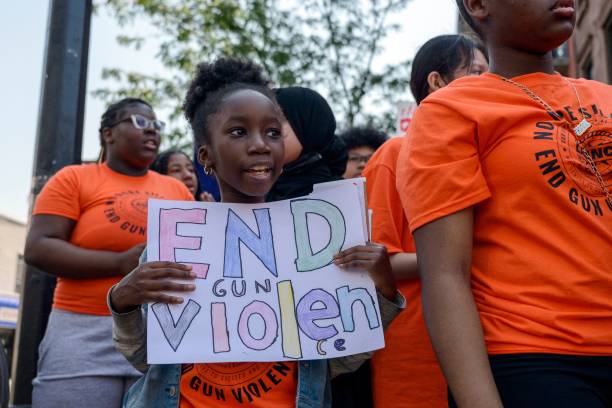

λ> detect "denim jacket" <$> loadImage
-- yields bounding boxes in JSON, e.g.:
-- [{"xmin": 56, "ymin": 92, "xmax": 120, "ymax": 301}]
[{"xmin": 108, "ymin": 263, "xmax": 404, "ymax": 407}]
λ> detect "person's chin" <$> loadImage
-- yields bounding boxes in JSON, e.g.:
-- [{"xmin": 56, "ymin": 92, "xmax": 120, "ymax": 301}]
[
  {"xmin": 235, "ymin": 180, "xmax": 269, "ymax": 199},
  {"xmin": 139, "ymin": 150, "xmax": 158, "ymax": 163}
]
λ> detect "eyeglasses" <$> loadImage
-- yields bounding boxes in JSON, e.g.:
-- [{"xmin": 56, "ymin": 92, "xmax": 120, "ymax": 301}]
[
  {"xmin": 110, "ymin": 114, "xmax": 166, "ymax": 132},
  {"xmin": 348, "ymin": 154, "xmax": 372, "ymax": 164}
]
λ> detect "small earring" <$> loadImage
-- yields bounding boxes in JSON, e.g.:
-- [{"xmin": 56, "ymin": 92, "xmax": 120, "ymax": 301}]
[{"xmin": 203, "ymin": 164, "xmax": 212, "ymax": 175}]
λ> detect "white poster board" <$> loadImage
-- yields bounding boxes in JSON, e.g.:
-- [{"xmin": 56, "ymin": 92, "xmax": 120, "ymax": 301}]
[
  {"xmin": 396, "ymin": 101, "xmax": 417, "ymax": 135},
  {"xmin": 146, "ymin": 182, "xmax": 385, "ymax": 364}
]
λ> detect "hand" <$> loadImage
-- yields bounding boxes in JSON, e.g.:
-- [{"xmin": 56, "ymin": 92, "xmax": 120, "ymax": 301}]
[
  {"xmin": 333, "ymin": 242, "xmax": 397, "ymax": 301},
  {"xmin": 199, "ymin": 191, "xmax": 216, "ymax": 202},
  {"xmin": 110, "ymin": 261, "xmax": 196, "ymax": 313},
  {"xmin": 116, "ymin": 243, "xmax": 146, "ymax": 276}
]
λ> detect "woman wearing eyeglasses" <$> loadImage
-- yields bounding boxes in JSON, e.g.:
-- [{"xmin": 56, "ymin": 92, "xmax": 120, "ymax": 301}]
[{"xmin": 25, "ymin": 98, "xmax": 194, "ymax": 408}]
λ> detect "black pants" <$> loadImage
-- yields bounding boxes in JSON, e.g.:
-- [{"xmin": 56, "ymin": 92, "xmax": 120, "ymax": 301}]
[
  {"xmin": 449, "ymin": 354, "xmax": 612, "ymax": 408},
  {"xmin": 331, "ymin": 361, "xmax": 373, "ymax": 408}
]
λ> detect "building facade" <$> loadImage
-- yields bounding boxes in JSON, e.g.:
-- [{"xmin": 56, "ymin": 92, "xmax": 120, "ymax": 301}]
[
  {"xmin": 571, "ymin": 0, "xmax": 612, "ymax": 83},
  {"xmin": 0, "ymin": 215, "xmax": 25, "ymax": 295}
]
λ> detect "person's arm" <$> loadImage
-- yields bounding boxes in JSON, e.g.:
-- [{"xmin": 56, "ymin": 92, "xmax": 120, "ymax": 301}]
[
  {"xmin": 364, "ymin": 151, "xmax": 418, "ymax": 281},
  {"xmin": 24, "ymin": 214, "xmax": 144, "ymax": 279},
  {"xmin": 328, "ymin": 242, "xmax": 405, "ymax": 377},
  {"xmin": 389, "ymin": 252, "xmax": 418, "ymax": 280},
  {"xmin": 414, "ymin": 208, "xmax": 502, "ymax": 408},
  {"xmin": 108, "ymin": 256, "xmax": 196, "ymax": 372},
  {"xmin": 108, "ymin": 289, "xmax": 149, "ymax": 373}
]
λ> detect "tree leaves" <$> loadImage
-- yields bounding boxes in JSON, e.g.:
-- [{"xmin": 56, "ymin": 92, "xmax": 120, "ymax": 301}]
[{"xmin": 95, "ymin": 0, "xmax": 411, "ymax": 145}]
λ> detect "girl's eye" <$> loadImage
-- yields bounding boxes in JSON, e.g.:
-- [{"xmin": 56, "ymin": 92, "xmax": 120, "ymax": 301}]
[
  {"xmin": 266, "ymin": 128, "xmax": 282, "ymax": 139},
  {"xmin": 229, "ymin": 128, "xmax": 247, "ymax": 137}
]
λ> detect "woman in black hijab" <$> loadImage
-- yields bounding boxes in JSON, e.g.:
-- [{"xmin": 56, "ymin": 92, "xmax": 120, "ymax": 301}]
[
  {"xmin": 269, "ymin": 87, "xmax": 372, "ymax": 408},
  {"xmin": 266, "ymin": 86, "xmax": 348, "ymax": 201}
]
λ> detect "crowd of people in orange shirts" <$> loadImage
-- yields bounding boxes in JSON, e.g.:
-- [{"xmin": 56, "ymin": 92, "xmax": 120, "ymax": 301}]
[{"xmin": 24, "ymin": 1, "xmax": 611, "ymax": 407}]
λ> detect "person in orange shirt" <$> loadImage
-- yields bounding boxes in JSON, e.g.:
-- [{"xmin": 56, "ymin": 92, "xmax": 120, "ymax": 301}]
[
  {"xmin": 25, "ymin": 97, "xmax": 194, "ymax": 408},
  {"xmin": 366, "ymin": 34, "xmax": 487, "ymax": 408},
  {"xmin": 108, "ymin": 57, "xmax": 404, "ymax": 408},
  {"xmin": 397, "ymin": 1, "xmax": 612, "ymax": 407}
]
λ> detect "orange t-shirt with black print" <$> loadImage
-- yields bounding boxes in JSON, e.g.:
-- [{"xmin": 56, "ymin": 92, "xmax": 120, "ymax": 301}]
[
  {"xmin": 364, "ymin": 137, "xmax": 446, "ymax": 408},
  {"xmin": 179, "ymin": 362, "xmax": 297, "ymax": 407},
  {"xmin": 33, "ymin": 163, "xmax": 194, "ymax": 315},
  {"xmin": 397, "ymin": 72, "xmax": 612, "ymax": 356}
]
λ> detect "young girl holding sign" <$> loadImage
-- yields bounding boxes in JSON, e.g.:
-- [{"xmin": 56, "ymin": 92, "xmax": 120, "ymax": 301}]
[
  {"xmin": 108, "ymin": 58, "xmax": 403, "ymax": 408},
  {"xmin": 397, "ymin": 1, "xmax": 612, "ymax": 407}
]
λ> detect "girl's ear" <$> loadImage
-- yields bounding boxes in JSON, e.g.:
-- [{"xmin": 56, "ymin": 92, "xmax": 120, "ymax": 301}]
[
  {"xmin": 464, "ymin": 0, "xmax": 488, "ymax": 24},
  {"xmin": 198, "ymin": 145, "xmax": 214, "ymax": 169},
  {"xmin": 101, "ymin": 127, "xmax": 114, "ymax": 146},
  {"xmin": 427, "ymin": 71, "xmax": 448, "ymax": 94}
]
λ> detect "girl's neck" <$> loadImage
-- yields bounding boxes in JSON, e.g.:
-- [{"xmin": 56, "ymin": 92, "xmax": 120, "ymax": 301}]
[
  {"xmin": 106, "ymin": 156, "xmax": 148, "ymax": 177},
  {"xmin": 216, "ymin": 176, "xmax": 268, "ymax": 204},
  {"xmin": 487, "ymin": 44, "xmax": 555, "ymax": 79},
  {"xmin": 220, "ymin": 191, "xmax": 266, "ymax": 204}
]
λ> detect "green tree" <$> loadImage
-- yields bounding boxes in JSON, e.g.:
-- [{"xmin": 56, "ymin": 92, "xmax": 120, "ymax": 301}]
[{"xmin": 95, "ymin": 0, "xmax": 411, "ymax": 145}]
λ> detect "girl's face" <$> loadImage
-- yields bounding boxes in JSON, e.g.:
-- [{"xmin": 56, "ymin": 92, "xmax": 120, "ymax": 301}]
[
  {"xmin": 167, "ymin": 153, "xmax": 197, "ymax": 195},
  {"xmin": 428, "ymin": 49, "xmax": 489, "ymax": 94},
  {"xmin": 281, "ymin": 120, "xmax": 303, "ymax": 164},
  {"xmin": 451, "ymin": 49, "xmax": 489, "ymax": 79},
  {"xmin": 199, "ymin": 89, "xmax": 284, "ymax": 204},
  {"xmin": 103, "ymin": 103, "xmax": 161, "ymax": 170}
]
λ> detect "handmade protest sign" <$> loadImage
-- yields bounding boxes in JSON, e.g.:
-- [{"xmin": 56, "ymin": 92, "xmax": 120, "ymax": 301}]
[{"xmin": 146, "ymin": 181, "xmax": 385, "ymax": 363}]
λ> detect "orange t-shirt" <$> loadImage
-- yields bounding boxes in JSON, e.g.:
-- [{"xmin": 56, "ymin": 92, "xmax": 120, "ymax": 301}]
[
  {"xmin": 397, "ymin": 72, "xmax": 612, "ymax": 356},
  {"xmin": 364, "ymin": 137, "xmax": 447, "ymax": 408},
  {"xmin": 33, "ymin": 163, "xmax": 194, "ymax": 315},
  {"xmin": 179, "ymin": 362, "xmax": 297, "ymax": 407}
]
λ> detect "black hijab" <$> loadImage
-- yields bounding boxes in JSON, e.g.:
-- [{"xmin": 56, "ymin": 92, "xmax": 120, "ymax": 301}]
[{"xmin": 266, "ymin": 87, "xmax": 348, "ymax": 201}]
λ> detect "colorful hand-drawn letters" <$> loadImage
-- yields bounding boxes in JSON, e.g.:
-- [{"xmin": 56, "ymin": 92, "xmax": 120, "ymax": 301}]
[{"xmin": 146, "ymin": 182, "xmax": 385, "ymax": 363}]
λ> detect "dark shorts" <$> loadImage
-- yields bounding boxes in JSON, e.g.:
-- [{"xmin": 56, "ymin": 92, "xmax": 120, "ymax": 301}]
[{"xmin": 449, "ymin": 354, "xmax": 612, "ymax": 408}]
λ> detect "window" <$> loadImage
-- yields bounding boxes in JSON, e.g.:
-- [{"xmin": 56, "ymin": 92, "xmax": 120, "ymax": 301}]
[
  {"xmin": 553, "ymin": 42, "xmax": 570, "ymax": 76},
  {"xmin": 577, "ymin": 0, "xmax": 589, "ymax": 25},
  {"xmin": 553, "ymin": 42, "xmax": 569, "ymax": 60}
]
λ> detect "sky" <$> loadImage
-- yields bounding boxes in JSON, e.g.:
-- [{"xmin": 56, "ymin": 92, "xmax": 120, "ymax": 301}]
[{"xmin": 0, "ymin": 0, "xmax": 457, "ymax": 223}]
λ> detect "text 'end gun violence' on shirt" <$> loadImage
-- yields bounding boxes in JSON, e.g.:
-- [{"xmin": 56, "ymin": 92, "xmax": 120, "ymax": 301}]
[
  {"xmin": 397, "ymin": 72, "xmax": 612, "ymax": 356},
  {"xmin": 33, "ymin": 163, "xmax": 194, "ymax": 315}
]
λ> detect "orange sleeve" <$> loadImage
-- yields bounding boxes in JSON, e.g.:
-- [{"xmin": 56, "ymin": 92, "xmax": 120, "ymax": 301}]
[
  {"xmin": 366, "ymin": 162, "xmax": 413, "ymax": 254},
  {"xmin": 33, "ymin": 165, "xmax": 82, "ymax": 220},
  {"xmin": 179, "ymin": 183, "xmax": 195, "ymax": 201},
  {"xmin": 168, "ymin": 174, "xmax": 196, "ymax": 201},
  {"xmin": 396, "ymin": 100, "xmax": 491, "ymax": 232}
]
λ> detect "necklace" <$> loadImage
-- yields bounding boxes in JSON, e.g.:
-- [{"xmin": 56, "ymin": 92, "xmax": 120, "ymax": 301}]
[{"xmin": 499, "ymin": 75, "xmax": 612, "ymax": 208}]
